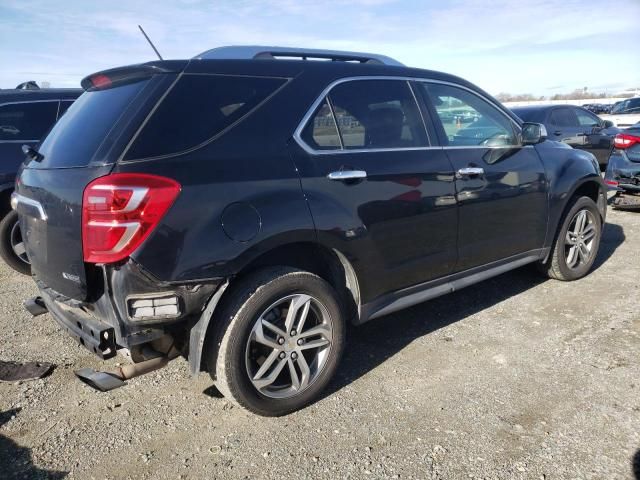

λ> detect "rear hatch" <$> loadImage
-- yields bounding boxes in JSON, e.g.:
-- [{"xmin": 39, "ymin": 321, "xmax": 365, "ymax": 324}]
[{"xmin": 15, "ymin": 63, "xmax": 184, "ymax": 300}]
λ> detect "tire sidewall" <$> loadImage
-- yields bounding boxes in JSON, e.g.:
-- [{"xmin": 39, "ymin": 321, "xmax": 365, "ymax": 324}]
[
  {"xmin": 553, "ymin": 197, "xmax": 602, "ymax": 280},
  {"xmin": 213, "ymin": 269, "xmax": 345, "ymax": 416},
  {"xmin": 0, "ymin": 210, "xmax": 31, "ymax": 275}
]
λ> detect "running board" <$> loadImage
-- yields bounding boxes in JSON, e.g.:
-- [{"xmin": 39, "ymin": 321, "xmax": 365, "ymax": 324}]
[{"xmin": 360, "ymin": 251, "xmax": 545, "ymax": 323}]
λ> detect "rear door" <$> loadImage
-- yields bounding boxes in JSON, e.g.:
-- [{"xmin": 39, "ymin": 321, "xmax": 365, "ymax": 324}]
[
  {"xmin": 572, "ymin": 106, "xmax": 614, "ymax": 165},
  {"xmin": 417, "ymin": 82, "xmax": 548, "ymax": 271},
  {"xmin": 290, "ymin": 78, "xmax": 458, "ymax": 302},
  {"xmin": 16, "ymin": 74, "xmax": 173, "ymax": 300},
  {"xmin": 547, "ymin": 107, "xmax": 585, "ymax": 147},
  {"xmin": 0, "ymin": 100, "xmax": 58, "ymax": 187}
]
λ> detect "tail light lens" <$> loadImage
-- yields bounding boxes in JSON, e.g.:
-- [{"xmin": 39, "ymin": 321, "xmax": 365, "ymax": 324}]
[
  {"xmin": 605, "ymin": 179, "xmax": 619, "ymax": 187},
  {"xmin": 613, "ymin": 133, "xmax": 640, "ymax": 149},
  {"xmin": 82, "ymin": 173, "xmax": 180, "ymax": 264}
]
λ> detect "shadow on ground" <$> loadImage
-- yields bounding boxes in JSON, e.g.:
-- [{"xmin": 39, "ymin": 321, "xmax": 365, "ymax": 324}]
[
  {"xmin": 634, "ymin": 449, "xmax": 640, "ymax": 479},
  {"xmin": 1, "ymin": 409, "xmax": 67, "ymax": 479},
  {"xmin": 322, "ymin": 221, "xmax": 625, "ymax": 398}
]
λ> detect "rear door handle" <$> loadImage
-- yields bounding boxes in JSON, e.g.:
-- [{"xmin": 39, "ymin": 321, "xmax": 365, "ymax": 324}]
[
  {"xmin": 327, "ymin": 170, "xmax": 367, "ymax": 181},
  {"xmin": 456, "ymin": 167, "xmax": 484, "ymax": 178}
]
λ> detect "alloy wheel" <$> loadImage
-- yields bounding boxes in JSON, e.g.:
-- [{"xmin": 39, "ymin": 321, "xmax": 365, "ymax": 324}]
[
  {"xmin": 245, "ymin": 294, "xmax": 333, "ymax": 399},
  {"xmin": 564, "ymin": 209, "xmax": 597, "ymax": 269},
  {"xmin": 10, "ymin": 222, "xmax": 29, "ymax": 265}
]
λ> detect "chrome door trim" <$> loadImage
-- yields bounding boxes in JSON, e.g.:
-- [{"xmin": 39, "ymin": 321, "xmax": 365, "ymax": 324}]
[
  {"xmin": 327, "ymin": 170, "xmax": 367, "ymax": 181},
  {"xmin": 292, "ymin": 75, "xmax": 522, "ymax": 156}
]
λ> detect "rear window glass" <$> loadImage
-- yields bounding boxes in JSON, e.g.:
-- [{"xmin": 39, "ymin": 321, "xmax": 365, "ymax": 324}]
[
  {"xmin": 0, "ymin": 101, "xmax": 58, "ymax": 141},
  {"xmin": 34, "ymin": 80, "xmax": 149, "ymax": 168},
  {"xmin": 125, "ymin": 74, "xmax": 287, "ymax": 160}
]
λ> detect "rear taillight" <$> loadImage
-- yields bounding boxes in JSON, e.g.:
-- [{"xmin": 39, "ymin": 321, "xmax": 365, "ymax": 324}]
[
  {"xmin": 605, "ymin": 179, "xmax": 619, "ymax": 187},
  {"xmin": 82, "ymin": 174, "xmax": 180, "ymax": 264},
  {"xmin": 613, "ymin": 133, "xmax": 640, "ymax": 149}
]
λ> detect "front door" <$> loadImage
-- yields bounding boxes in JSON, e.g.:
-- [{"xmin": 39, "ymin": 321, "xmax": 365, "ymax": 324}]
[
  {"xmin": 290, "ymin": 78, "xmax": 458, "ymax": 303},
  {"xmin": 418, "ymin": 82, "xmax": 548, "ymax": 272}
]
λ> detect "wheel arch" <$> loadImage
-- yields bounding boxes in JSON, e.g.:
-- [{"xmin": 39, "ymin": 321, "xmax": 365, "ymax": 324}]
[{"xmin": 189, "ymin": 241, "xmax": 361, "ymax": 376}]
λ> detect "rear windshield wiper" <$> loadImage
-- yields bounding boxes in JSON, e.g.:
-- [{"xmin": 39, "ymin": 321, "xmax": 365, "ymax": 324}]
[{"xmin": 22, "ymin": 144, "xmax": 44, "ymax": 163}]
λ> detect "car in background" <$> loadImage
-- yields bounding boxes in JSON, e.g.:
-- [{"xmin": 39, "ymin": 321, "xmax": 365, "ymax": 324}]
[
  {"xmin": 583, "ymin": 103, "xmax": 611, "ymax": 115},
  {"xmin": 511, "ymin": 104, "xmax": 618, "ymax": 169},
  {"xmin": 13, "ymin": 46, "xmax": 606, "ymax": 416},
  {"xmin": 0, "ymin": 84, "xmax": 81, "ymax": 274},
  {"xmin": 604, "ymin": 124, "xmax": 640, "ymax": 209},
  {"xmin": 600, "ymin": 97, "xmax": 640, "ymax": 128}
]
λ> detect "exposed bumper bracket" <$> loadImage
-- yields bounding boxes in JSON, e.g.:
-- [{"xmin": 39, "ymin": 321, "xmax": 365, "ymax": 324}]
[{"xmin": 24, "ymin": 296, "xmax": 48, "ymax": 317}]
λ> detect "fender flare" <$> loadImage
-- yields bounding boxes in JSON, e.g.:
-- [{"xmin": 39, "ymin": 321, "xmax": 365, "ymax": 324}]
[{"xmin": 188, "ymin": 279, "xmax": 230, "ymax": 376}]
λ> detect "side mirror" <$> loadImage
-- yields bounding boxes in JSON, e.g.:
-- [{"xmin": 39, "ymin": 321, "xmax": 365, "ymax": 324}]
[
  {"xmin": 602, "ymin": 120, "xmax": 615, "ymax": 129},
  {"xmin": 521, "ymin": 122, "xmax": 547, "ymax": 145}
]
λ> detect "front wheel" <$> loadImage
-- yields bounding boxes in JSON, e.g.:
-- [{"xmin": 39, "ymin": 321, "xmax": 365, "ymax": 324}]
[
  {"xmin": 538, "ymin": 196, "xmax": 602, "ymax": 281},
  {"xmin": 207, "ymin": 267, "xmax": 345, "ymax": 416},
  {"xmin": 0, "ymin": 210, "xmax": 31, "ymax": 275}
]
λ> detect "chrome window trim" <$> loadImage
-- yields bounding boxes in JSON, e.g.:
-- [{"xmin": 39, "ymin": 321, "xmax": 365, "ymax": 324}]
[{"xmin": 293, "ymin": 76, "xmax": 523, "ymax": 155}]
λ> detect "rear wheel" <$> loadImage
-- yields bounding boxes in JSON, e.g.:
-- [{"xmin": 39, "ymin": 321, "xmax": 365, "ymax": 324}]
[
  {"xmin": 207, "ymin": 267, "xmax": 345, "ymax": 416},
  {"xmin": 538, "ymin": 196, "xmax": 602, "ymax": 281},
  {"xmin": 0, "ymin": 210, "xmax": 31, "ymax": 275}
]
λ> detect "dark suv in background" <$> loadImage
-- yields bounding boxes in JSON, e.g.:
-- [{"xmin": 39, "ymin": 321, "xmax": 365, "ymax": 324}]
[
  {"xmin": 511, "ymin": 104, "xmax": 618, "ymax": 170},
  {"xmin": 0, "ymin": 85, "xmax": 80, "ymax": 273},
  {"xmin": 14, "ymin": 47, "xmax": 606, "ymax": 416}
]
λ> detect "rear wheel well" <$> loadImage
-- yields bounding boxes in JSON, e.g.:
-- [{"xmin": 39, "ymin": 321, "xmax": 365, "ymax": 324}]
[{"xmin": 233, "ymin": 243, "xmax": 360, "ymax": 322}]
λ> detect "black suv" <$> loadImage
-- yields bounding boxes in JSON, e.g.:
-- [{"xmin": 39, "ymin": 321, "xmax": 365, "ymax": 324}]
[
  {"xmin": 0, "ymin": 86, "xmax": 80, "ymax": 274},
  {"xmin": 14, "ymin": 47, "xmax": 607, "ymax": 416}
]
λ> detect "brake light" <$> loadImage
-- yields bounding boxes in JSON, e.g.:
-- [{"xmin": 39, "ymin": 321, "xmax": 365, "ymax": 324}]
[
  {"xmin": 89, "ymin": 74, "xmax": 112, "ymax": 89},
  {"xmin": 613, "ymin": 133, "xmax": 640, "ymax": 149},
  {"xmin": 82, "ymin": 174, "xmax": 180, "ymax": 264},
  {"xmin": 605, "ymin": 179, "xmax": 619, "ymax": 187}
]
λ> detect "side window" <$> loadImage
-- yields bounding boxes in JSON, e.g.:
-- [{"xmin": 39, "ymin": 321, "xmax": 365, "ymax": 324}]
[
  {"xmin": 549, "ymin": 108, "xmax": 578, "ymax": 127},
  {"xmin": 300, "ymin": 98, "xmax": 341, "ymax": 150},
  {"xmin": 58, "ymin": 100, "xmax": 75, "ymax": 118},
  {"xmin": 328, "ymin": 80, "xmax": 428, "ymax": 149},
  {"xmin": 125, "ymin": 74, "xmax": 287, "ymax": 160},
  {"xmin": 420, "ymin": 83, "xmax": 517, "ymax": 147},
  {"xmin": 575, "ymin": 108, "xmax": 600, "ymax": 127},
  {"xmin": 0, "ymin": 101, "xmax": 58, "ymax": 141}
]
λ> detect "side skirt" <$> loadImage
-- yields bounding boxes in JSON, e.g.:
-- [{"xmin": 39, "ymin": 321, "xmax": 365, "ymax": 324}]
[{"xmin": 358, "ymin": 249, "xmax": 548, "ymax": 324}]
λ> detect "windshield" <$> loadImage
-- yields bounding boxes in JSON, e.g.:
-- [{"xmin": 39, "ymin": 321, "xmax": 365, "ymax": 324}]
[{"xmin": 31, "ymin": 79, "xmax": 150, "ymax": 168}]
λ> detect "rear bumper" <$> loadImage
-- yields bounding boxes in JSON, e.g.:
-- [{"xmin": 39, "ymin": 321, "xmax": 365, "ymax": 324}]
[
  {"xmin": 611, "ymin": 191, "xmax": 640, "ymax": 208},
  {"xmin": 41, "ymin": 292, "xmax": 118, "ymax": 359},
  {"xmin": 31, "ymin": 260, "xmax": 221, "ymax": 360}
]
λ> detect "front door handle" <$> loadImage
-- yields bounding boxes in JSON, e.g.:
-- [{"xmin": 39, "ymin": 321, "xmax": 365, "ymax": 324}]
[
  {"xmin": 456, "ymin": 167, "xmax": 484, "ymax": 178},
  {"xmin": 327, "ymin": 170, "xmax": 367, "ymax": 181}
]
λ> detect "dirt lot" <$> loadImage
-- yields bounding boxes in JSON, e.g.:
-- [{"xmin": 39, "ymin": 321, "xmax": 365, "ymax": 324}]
[{"xmin": 1, "ymin": 208, "xmax": 639, "ymax": 479}]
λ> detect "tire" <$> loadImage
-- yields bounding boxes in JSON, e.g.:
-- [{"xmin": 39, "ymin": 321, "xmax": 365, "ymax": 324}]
[
  {"xmin": 206, "ymin": 267, "xmax": 345, "ymax": 416},
  {"xmin": 538, "ymin": 196, "xmax": 602, "ymax": 281},
  {"xmin": 0, "ymin": 210, "xmax": 31, "ymax": 276}
]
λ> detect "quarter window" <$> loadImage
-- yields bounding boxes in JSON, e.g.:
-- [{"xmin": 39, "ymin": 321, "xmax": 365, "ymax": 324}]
[
  {"xmin": 0, "ymin": 101, "xmax": 58, "ymax": 141},
  {"xmin": 421, "ymin": 83, "xmax": 517, "ymax": 147},
  {"xmin": 125, "ymin": 74, "xmax": 287, "ymax": 160}
]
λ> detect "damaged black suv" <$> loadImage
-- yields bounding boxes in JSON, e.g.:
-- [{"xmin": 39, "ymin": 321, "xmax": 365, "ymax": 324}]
[{"xmin": 14, "ymin": 46, "xmax": 607, "ymax": 416}]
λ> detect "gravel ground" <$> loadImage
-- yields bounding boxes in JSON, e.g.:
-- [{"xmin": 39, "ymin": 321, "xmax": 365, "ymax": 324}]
[{"xmin": 1, "ymin": 208, "xmax": 639, "ymax": 480}]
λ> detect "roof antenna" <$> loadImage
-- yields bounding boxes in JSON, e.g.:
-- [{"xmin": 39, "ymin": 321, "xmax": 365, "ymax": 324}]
[{"xmin": 138, "ymin": 25, "xmax": 163, "ymax": 60}]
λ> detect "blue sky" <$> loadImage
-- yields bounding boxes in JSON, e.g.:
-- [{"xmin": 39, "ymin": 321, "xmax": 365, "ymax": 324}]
[{"xmin": 1, "ymin": 0, "xmax": 638, "ymax": 96}]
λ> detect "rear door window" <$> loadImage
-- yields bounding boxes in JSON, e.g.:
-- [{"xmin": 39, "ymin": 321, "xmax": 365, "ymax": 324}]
[
  {"xmin": 57, "ymin": 100, "xmax": 75, "ymax": 118},
  {"xmin": 549, "ymin": 108, "xmax": 578, "ymax": 127},
  {"xmin": 300, "ymin": 98, "xmax": 341, "ymax": 150},
  {"xmin": 574, "ymin": 108, "xmax": 600, "ymax": 128},
  {"xmin": 328, "ymin": 80, "xmax": 428, "ymax": 150},
  {"xmin": 125, "ymin": 74, "xmax": 287, "ymax": 160},
  {"xmin": 0, "ymin": 101, "xmax": 58, "ymax": 141}
]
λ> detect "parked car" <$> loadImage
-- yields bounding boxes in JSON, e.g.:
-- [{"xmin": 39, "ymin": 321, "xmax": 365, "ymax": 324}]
[
  {"xmin": 0, "ymin": 84, "xmax": 81, "ymax": 274},
  {"xmin": 604, "ymin": 123, "xmax": 640, "ymax": 208},
  {"xmin": 600, "ymin": 97, "xmax": 640, "ymax": 128},
  {"xmin": 511, "ymin": 104, "xmax": 618, "ymax": 169},
  {"xmin": 14, "ymin": 46, "xmax": 607, "ymax": 416}
]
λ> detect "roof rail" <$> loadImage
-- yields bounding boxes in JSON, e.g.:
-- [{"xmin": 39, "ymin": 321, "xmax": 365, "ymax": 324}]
[{"xmin": 193, "ymin": 46, "xmax": 404, "ymax": 67}]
